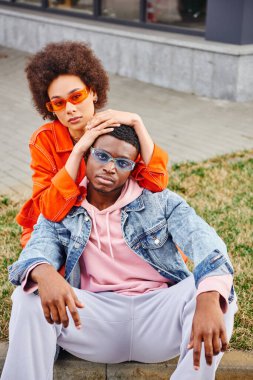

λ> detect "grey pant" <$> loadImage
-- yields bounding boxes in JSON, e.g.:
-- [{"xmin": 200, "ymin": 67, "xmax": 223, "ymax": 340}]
[{"xmin": 1, "ymin": 276, "xmax": 237, "ymax": 380}]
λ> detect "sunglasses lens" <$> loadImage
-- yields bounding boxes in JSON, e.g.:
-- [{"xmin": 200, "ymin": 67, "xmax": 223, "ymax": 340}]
[
  {"xmin": 69, "ymin": 90, "xmax": 88, "ymax": 104},
  {"xmin": 51, "ymin": 99, "xmax": 66, "ymax": 111},
  {"xmin": 116, "ymin": 159, "xmax": 133, "ymax": 171},
  {"xmin": 93, "ymin": 149, "xmax": 110, "ymax": 163}
]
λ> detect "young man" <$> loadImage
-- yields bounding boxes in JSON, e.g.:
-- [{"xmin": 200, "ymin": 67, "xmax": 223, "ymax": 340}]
[{"xmin": 2, "ymin": 126, "xmax": 237, "ymax": 380}]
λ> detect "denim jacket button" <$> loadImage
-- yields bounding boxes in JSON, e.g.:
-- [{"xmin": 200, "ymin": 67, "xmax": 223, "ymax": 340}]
[
  {"xmin": 154, "ymin": 238, "xmax": 160, "ymax": 245},
  {"xmin": 85, "ymin": 216, "xmax": 90, "ymax": 222},
  {"xmin": 74, "ymin": 243, "xmax": 80, "ymax": 249}
]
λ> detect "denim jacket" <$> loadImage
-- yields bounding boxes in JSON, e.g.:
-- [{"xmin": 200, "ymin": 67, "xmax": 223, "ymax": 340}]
[{"xmin": 9, "ymin": 189, "xmax": 234, "ymax": 300}]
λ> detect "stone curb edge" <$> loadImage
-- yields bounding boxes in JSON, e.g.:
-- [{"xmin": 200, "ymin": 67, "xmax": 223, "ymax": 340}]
[{"xmin": 0, "ymin": 342, "xmax": 252, "ymax": 379}]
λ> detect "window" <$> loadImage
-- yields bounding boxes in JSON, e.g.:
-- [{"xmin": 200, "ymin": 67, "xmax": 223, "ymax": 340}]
[
  {"xmin": 15, "ymin": 0, "xmax": 41, "ymax": 6},
  {"xmin": 2, "ymin": 0, "xmax": 207, "ymax": 34},
  {"xmin": 146, "ymin": 0, "xmax": 206, "ymax": 30},
  {"xmin": 101, "ymin": 0, "xmax": 140, "ymax": 21},
  {"xmin": 48, "ymin": 0, "xmax": 93, "ymax": 14}
]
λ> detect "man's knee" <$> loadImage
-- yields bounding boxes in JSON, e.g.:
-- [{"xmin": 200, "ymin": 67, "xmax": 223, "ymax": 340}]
[{"xmin": 11, "ymin": 286, "xmax": 43, "ymax": 318}]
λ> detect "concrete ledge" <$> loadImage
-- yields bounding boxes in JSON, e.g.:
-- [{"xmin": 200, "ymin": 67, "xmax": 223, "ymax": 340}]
[
  {"xmin": 0, "ymin": 342, "xmax": 252, "ymax": 379},
  {"xmin": 1, "ymin": 6, "xmax": 253, "ymax": 101},
  {"xmin": 1, "ymin": 7, "xmax": 253, "ymax": 55}
]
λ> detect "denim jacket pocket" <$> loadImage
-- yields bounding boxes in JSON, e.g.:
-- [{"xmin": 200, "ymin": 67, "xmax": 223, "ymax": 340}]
[{"xmin": 140, "ymin": 222, "xmax": 168, "ymax": 249}]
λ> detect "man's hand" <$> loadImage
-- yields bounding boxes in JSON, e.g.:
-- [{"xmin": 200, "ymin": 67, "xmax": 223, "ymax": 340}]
[
  {"xmin": 30, "ymin": 264, "xmax": 84, "ymax": 329},
  {"xmin": 188, "ymin": 291, "xmax": 228, "ymax": 370}
]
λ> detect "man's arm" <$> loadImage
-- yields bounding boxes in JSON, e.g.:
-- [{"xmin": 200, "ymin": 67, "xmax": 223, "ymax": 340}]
[
  {"xmin": 9, "ymin": 215, "xmax": 84, "ymax": 328},
  {"xmin": 30, "ymin": 263, "xmax": 84, "ymax": 328},
  {"xmin": 162, "ymin": 190, "xmax": 233, "ymax": 368},
  {"xmin": 9, "ymin": 215, "xmax": 66, "ymax": 286}
]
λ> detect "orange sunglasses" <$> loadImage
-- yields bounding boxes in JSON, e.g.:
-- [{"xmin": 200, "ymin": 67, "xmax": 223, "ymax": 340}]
[{"xmin": 46, "ymin": 87, "xmax": 90, "ymax": 112}]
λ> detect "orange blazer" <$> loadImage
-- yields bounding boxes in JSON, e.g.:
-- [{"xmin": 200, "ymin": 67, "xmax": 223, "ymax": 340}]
[{"xmin": 17, "ymin": 120, "xmax": 169, "ymax": 247}]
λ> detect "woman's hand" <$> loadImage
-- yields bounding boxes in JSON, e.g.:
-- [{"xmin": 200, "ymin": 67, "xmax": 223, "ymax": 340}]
[
  {"xmin": 86, "ymin": 109, "xmax": 141, "ymax": 131},
  {"xmin": 73, "ymin": 123, "xmax": 116, "ymax": 156},
  {"xmin": 65, "ymin": 123, "xmax": 115, "ymax": 181},
  {"xmin": 87, "ymin": 110, "xmax": 154, "ymax": 164},
  {"xmin": 30, "ymin": 264, "xmax": 84, "ymax": 329}
]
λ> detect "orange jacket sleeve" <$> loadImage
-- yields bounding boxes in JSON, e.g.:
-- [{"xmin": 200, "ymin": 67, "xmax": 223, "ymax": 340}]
[
  {"xmin": 131, "ymin": 144, "xmax": 169, "ymax": 192},
  {"xmin": 28, "ymin": 142, "xmax": 84, "ymax": 222}
]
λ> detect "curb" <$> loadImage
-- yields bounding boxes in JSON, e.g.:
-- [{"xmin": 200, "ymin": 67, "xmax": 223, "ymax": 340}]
[{"xmin": 0, "ymin": 342, "xmax": 252, "ymax": 379}]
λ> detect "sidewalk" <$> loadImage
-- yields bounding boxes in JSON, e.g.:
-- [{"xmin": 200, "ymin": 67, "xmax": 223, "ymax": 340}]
[{"xmin": 0, "ymin": 45, "xmax": 253, "ymax": 197}]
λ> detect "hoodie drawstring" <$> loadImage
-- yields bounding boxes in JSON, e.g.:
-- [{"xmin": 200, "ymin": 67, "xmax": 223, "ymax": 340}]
[
  {"xmin": 91, "ymin": 208, "xmax": 101, "ymax": 253},
  {"xmin": 106, "ymin": 212, "xmax": 114, "ymax": 260}
]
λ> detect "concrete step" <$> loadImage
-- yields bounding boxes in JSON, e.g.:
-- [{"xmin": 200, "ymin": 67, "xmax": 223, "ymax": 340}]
[{"xmin": 0, "ymin": 342, "xmax": 252, "ymax": 379}]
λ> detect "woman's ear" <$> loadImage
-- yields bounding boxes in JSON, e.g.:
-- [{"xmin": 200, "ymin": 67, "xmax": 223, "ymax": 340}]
[{"xmin": 92, "ymin": 91, "xmax": 98, "ymax": 104}]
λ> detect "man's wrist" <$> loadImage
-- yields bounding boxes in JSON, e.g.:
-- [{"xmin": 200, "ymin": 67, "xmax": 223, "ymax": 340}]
[
  {"xmin": 196, "ymin": 291, "xmax": 220, "ymax": 306},
  {"xmin": 30, "ymin": 263, "xmax": 56, "ymax": 283}
]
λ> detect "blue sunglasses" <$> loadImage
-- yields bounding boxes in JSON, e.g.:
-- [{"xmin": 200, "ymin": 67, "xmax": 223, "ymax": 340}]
[{"xmin": 90, "ymin": 147, "xmax": 136, "ymax": 172}]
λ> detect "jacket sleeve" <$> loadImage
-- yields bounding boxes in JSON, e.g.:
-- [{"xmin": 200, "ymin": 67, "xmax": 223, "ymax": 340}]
[
  {"xmin": 29, "ymin": 142, "xmax": 85, "ymax": 222},
  {"xmin": 9, "ymin": 215, "xmax": 65, "ymax": 286},
  {"xmin": 162, "ymin": 190, "xmax": 234, "ymax": 286},
  {"xmin": 131, "ymin": 144, "xmax": 169, "ymax": 192}
]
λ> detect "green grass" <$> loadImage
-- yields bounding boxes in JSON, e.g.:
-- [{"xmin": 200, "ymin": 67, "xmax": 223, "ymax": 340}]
[
  {"xmin": 0, "ymin": 149, "xmax": 252, "ymax": 350},
  {"xmin": 0, "ymin": 196, "xmax": 22, "ymax": 339}
]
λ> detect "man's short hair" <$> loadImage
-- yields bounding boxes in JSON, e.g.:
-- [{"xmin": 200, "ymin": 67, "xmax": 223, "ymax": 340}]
[{"xmin": 107, "ymin": 124, "xmax": 140, "ymax": 154}]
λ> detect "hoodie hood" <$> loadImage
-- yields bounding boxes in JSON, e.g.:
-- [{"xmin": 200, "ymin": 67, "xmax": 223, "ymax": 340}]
[{"xmin": 80, "ymin": 177, "xmax": 143, "ymax": 259}]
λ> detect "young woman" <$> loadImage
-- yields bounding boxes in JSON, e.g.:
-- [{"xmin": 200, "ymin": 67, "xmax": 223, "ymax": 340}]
[{"xmin": 17, "ymin": 41, "xmax": 169, "ymax": 248}]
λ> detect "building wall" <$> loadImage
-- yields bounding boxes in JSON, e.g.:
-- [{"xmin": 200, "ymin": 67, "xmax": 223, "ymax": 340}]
[{"xmin": 1, "ymin": 7, "xmax": 253, "ymax": 102}]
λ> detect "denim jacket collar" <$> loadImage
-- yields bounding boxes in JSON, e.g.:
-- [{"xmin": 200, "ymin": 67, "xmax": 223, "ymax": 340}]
[
  {"xmin": 123, "ymin": 195, "xmax": 145, "ymax": 212},
  {"xmin": 67, "ymin": 206, "xmax": 87, "ymax": 218}
]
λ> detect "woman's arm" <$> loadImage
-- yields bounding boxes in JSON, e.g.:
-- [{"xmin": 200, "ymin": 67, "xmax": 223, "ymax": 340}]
[
  {"xmin": 131, "ymin": 144, "xmax": 169, "ymax": 191},
  {"xmin": 18, "ymin": 142, "xmax": 84, "ymax": 225}
]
